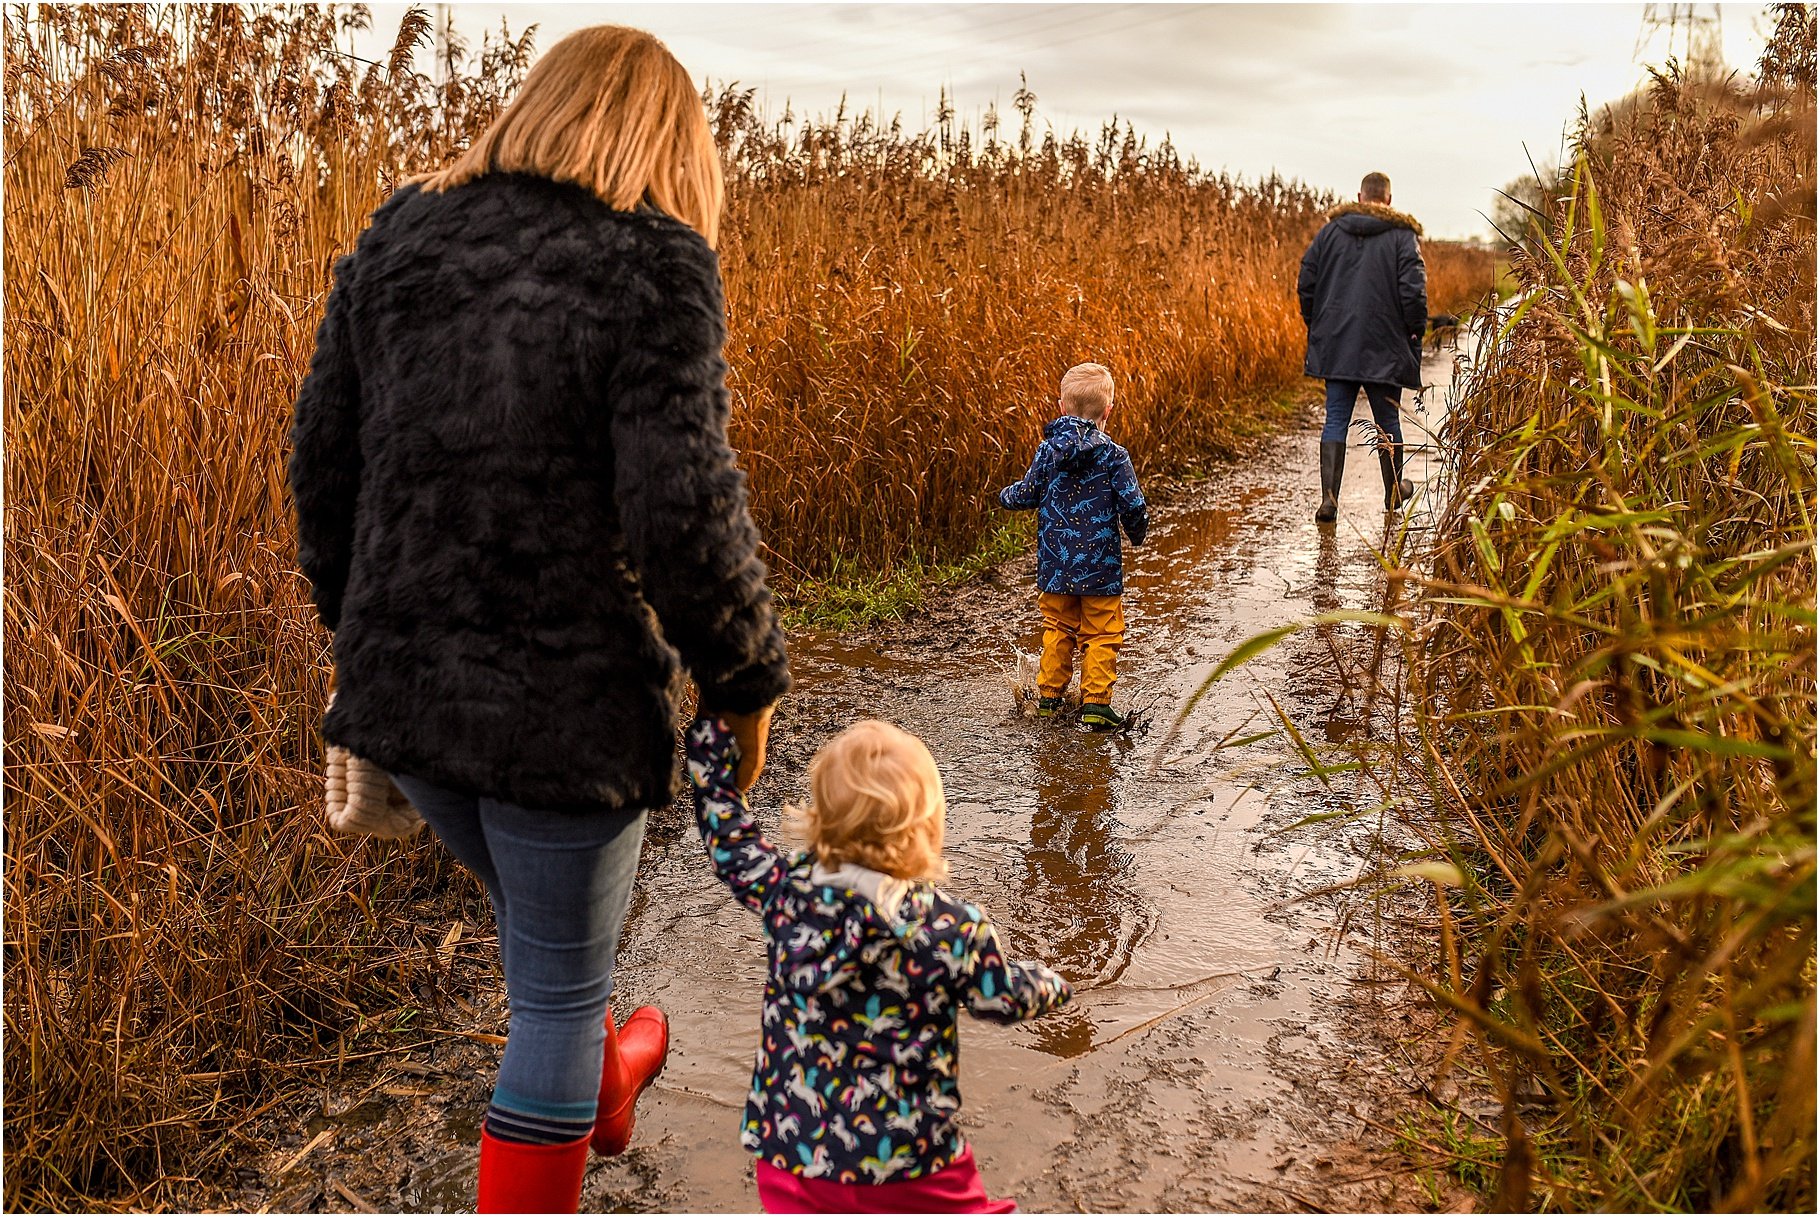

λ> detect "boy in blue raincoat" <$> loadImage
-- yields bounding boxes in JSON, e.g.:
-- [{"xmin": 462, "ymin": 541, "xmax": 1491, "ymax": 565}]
[{"xmin": 997, "ymin": 363, "xmax": 1148, "ymax": 729}]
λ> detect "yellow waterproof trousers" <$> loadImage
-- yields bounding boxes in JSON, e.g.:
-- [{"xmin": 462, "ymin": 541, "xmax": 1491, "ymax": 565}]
[{"xmin": 1037, "ymin": 592, "xmax": 1127, "ymax": 703}]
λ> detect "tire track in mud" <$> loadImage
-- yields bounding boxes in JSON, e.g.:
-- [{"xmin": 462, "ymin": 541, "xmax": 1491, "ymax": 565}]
[{"xmin": 239, "ymin": 349, "xmax": 1478, "ymax": 1213}]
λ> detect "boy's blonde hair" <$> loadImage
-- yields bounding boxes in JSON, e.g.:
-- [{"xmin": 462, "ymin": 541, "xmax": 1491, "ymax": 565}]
[
  {"xmin": 1059, "ymin": 362, "xmax": 1115, "ymax": 419},
  {"xmin": 793, "ymin": 720, "xmax": 947, "ymax": 881},
  {"xmin": 417, "ymin": 25, "xmax": 725, "ymax": 247}
]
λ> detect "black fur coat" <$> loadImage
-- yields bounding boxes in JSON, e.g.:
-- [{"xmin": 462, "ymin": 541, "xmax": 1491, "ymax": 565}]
[{"xmin": 290, "ymin": 174, "xmax": 791, "ymax": 811}]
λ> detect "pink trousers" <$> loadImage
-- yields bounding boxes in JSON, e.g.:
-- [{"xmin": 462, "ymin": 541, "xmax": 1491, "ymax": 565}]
[{"xmin": 755, "ymin": 1146, "xmax": 1017, "ymax": 1214}]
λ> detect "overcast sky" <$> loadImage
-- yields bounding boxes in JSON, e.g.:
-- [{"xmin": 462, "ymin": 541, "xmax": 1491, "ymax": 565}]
[{"xmin": 358, "ymin": 2, "xmax": 1772, "ymax": 239}]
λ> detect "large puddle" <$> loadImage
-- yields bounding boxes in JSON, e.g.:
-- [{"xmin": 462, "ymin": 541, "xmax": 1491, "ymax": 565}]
[{"xmin": 244, "ymin": 347, "xmax": 1469, "ymax": 1213}]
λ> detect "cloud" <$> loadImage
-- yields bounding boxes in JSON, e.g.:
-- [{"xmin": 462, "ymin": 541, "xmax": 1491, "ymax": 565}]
[{"xmin": 356, "ymin": 2, "xmax": 1768, "ymax": 237}]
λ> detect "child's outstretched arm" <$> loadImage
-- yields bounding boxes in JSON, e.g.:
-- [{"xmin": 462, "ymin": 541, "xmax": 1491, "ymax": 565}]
[
  {"xmin": 685, "ymin": 716, "xmax": 787, "ymax": 914},
  {"xmin": 996, "ymin": 446, "xmax": 1053, "ymax": 511},
  {"xmin": 952, "ymin": 902, "xmax": 1072, "ymax": 1023},
  {"xmin": 1114, "ymin": 452, "xmax": 1149, "ymax": 545}
]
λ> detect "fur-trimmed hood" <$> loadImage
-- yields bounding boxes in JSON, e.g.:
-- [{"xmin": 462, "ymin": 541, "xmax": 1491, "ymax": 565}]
[{"xmin": 1326, "ymin": 200, "xmax": 1423, "ymax": 237}]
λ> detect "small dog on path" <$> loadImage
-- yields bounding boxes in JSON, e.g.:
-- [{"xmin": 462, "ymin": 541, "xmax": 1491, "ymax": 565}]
[{"xmin": 1426, "ymin": 313, "xmax": 1460, "ymax": 352}]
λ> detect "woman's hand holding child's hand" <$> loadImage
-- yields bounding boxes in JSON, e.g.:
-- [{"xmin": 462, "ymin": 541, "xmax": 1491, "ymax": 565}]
[{"xmin": 708, "ymin": 704, "xmax": 774, "ymax": 791}]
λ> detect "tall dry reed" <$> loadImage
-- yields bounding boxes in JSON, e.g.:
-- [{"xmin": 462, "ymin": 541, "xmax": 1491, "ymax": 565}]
[
  {"xmin": 1406, "ymin": 26, "xmax": 1816, "ymax": 1211},
  {"xmin": 3, "ymin": 6, "xmax": 1354, "ymax": 1208}
]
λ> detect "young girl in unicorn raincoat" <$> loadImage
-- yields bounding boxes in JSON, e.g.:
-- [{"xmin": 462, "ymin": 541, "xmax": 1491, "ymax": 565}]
[{"xmin": 686, "ymin": 716, "xmax": 1071, "ymax": 1213}]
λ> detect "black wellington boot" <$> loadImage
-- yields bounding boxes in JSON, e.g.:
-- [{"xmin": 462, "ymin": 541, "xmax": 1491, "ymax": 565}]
[
  {"xmin": 1378, "ymin": 444, "xmax": 1415, "ymax": 510},
  {"xmin": 1315, "ymin": 441, "xmax": 1346, "ymax": 523}
]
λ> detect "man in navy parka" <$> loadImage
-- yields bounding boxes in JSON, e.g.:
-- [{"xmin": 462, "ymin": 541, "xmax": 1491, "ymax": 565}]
[{"xmin": 1298, "ymin": 170, "xmax": 1429, "ymax": 520}]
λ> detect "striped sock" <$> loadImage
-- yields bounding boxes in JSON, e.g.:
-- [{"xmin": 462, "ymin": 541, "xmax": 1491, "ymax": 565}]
[{"xmin": 484, "ymin": 1087, "xmax": 597, "ymax": 1146}]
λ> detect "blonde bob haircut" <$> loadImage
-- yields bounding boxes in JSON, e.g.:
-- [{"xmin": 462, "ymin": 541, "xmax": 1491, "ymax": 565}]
[
  {"xmin": 418, "ymin": 25, "xmax": 724, "ymax": 247},
  {"xmin": 793, "ymin": 720, "xmax": 948, "ymax": 881}
]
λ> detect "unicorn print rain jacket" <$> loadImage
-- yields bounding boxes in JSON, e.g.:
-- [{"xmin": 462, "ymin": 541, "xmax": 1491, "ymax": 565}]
[
  {"xmin": 997, "ymin": 414, "xmax": 1148, "ymax": 595},
  {"xmin": 685, "ymin": 718, "xmax": 1072, "ymax": 1184}
]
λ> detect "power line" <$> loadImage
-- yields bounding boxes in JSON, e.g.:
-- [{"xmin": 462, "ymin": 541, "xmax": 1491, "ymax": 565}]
[{"xmin": 1634, "ymin": 3, "xmax": 1724, "ymax": 70}]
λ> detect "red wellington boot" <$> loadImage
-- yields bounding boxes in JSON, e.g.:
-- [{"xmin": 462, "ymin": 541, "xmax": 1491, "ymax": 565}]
[
  {"xmin": 591, "ymin": 1004, "xmax": 669, "ymax": 1156},
  {"xmin": 476, "ymin": 1128, "xmax": 589, "ymax": 1214}
]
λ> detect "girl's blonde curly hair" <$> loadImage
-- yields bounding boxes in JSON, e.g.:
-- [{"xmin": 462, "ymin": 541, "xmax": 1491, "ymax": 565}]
[{"xmin": 792, "ymin": 720, "xmax": 948, "ymax": 881}]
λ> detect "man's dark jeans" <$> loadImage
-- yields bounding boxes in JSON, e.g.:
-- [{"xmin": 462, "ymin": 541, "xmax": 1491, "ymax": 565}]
[{"xmin": 1320, "ymin": 380, "xmax": 1404, "ymax": 446}]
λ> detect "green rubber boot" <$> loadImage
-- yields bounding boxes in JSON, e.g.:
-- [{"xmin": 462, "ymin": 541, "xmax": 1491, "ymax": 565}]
[{"xmin": 1079, "ymin": 703, "xmax": 1127, "ymax": 731}]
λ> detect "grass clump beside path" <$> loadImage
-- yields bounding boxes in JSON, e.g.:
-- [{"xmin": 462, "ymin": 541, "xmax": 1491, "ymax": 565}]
[
  {"xmin": 1405, "ymin": 24, "xmax": 1816, "ymax": 1213},
  {"xmin": 778, "ymin": 516, "xmax": 1035, "ymax": 631}
]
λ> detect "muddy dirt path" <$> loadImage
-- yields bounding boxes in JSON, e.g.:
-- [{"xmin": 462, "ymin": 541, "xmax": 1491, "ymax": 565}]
[{"xmin": 241, "ymin": 347, "xmax": 1474, "ymax": 1214}]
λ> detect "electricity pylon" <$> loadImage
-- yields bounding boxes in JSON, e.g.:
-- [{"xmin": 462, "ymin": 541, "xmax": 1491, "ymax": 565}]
[{"xmin": 1634, "ymin": 4, "xmax": 1726, "ymax": 73}]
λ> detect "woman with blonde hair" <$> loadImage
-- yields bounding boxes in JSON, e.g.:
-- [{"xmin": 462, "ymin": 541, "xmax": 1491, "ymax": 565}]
[{"xmin": 289, "ymin": 25, "xmax": 789, "ymax": 1213}]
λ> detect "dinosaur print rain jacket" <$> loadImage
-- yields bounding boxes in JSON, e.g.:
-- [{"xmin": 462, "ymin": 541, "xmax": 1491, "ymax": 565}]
[
  {"xmin": 997, "ymin": 414, "xmax": 1148, "ymax": 595},
  {"xmin": 686, "ymin": 717, "xmax": 1072, "ymax": 1184}
]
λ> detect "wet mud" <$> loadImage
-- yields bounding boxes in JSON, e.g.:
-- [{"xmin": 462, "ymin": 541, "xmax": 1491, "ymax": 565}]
[{"xmin": 238, "ymin": 348, "xmax": 1478, "ymax": 1213}]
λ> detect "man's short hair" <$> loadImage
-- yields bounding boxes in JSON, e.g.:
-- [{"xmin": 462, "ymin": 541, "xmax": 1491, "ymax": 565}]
[
  {"xmin": 1361, "ymin": 172, "xmax": 1392, "ymax": 202},
  {"xmin": 1060, "ymin": 362, "xmax": 1115, "ymax": 418}
]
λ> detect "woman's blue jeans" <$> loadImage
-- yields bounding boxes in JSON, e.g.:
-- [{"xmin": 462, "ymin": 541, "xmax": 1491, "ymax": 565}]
[
  {"xmin": 1321, "ymin": 379, "xmax": 1405, "ymax": 445},
  {"xmin": 391, "ymin": 774, "xmax": 648, "ymax": 1135}
]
